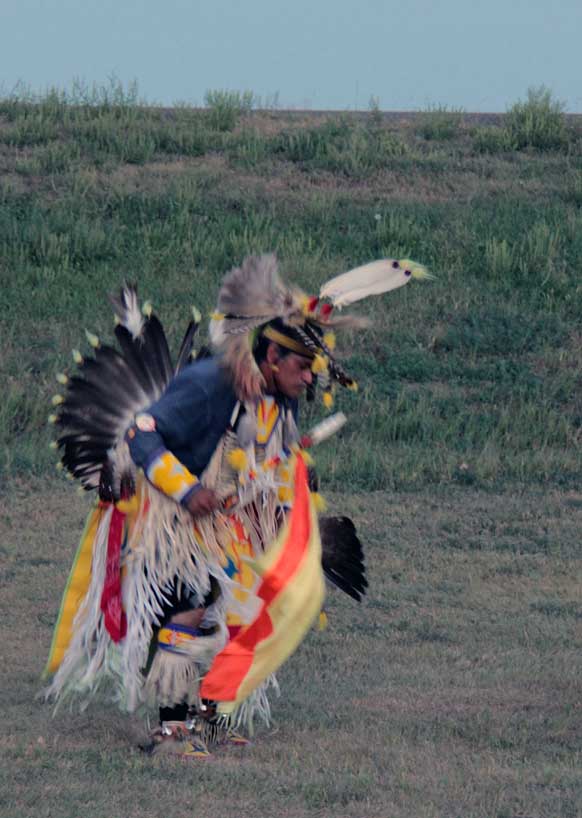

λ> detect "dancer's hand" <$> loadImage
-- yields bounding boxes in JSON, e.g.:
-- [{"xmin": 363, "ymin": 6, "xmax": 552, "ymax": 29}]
[{"xmin": 186, "ymin": 488, "xmax": 219, "ymax": 517}]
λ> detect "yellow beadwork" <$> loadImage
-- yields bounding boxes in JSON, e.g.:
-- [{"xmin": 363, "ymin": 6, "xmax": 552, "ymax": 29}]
[
  {"xmin": 147, "ymin": 451, "xmax": 198, "ymax": 502},
  {"xmin": 311, "ymin": 354, "xmax": 328, "ymax": 375},
  {"xmin": 227, "ymin": 448, "xmax": 249, "ymax": 472},
  {"xmin": 323, "ymin": 331, "xmax": 336, "ymax": 351}
]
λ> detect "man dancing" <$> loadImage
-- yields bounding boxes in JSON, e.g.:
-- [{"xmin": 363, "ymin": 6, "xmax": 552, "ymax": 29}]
[{"xmin": 45, "ymin": 253, "xmax": 428, "ymax": 756}]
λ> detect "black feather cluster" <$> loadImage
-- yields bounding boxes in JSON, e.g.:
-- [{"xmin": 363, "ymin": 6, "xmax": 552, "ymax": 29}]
[
  {"xmin": 320, "ymin": 516, "xmax": 368, "ymax": 602},
  {"xmin": 53, "ymin": 286, "xmax": 200, "ymax": 500}
]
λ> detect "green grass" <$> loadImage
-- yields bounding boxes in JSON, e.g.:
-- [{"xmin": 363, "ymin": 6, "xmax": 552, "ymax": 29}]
[
  {"xmin": 416, "ymin": 104, "xmax": 465, "ymax": 141},
  {"xmin": 1, "ymin": 84, "xmax": 582, "ymax": 491},
  {"xmin": 203, "ymin": 88, "xmax": 255, "ymax": 131},
  {"xmin": 505, "ymin": 86, "xmax": 569, "ymax": 151},
  {"xmin": 471, "ymin": 87, "xmax": 572, "ymax": 155}
]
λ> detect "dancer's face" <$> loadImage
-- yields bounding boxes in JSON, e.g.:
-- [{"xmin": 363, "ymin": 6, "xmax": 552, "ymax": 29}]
[
  {"xmin": 264, "ymin": 343, "xmax": 313, "ymax": 399},
  {"xmin": 274, "ymin": 352, "xmax": 314, "ymax": 399}
]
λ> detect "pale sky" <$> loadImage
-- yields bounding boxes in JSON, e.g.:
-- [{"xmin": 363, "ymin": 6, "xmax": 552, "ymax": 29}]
[{"xmin": 1, "ymin": 0, "xmax": 581, "ymax": 112}]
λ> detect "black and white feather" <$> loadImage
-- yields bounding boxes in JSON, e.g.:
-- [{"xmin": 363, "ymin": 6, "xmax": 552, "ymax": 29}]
[{"xmin": 52, "ymin": 285, "xmax": 201, "ymax": 501}]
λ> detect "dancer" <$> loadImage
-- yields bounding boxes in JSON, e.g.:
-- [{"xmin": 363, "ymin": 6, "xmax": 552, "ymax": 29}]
[{"xmin": 45, "ymin": 253, "xmax": 429, "ymax": 756}]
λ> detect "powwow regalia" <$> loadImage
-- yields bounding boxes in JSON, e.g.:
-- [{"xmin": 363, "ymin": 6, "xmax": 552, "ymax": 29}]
[{"xmin": 45, "ymin": 253, "xmax": 429, "ymax": 756}]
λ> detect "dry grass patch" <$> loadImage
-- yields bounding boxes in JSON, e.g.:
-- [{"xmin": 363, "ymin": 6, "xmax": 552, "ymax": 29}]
[{"xmin": 1, "ymin": 479, "xmax": 581, "ymax": 817}]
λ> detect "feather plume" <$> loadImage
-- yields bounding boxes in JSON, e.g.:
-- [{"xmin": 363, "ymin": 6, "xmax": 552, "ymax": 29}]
[
  {"xmin": 142, "ymin": 315, "xmax": 174, "ymax": 388},
  {"xmin": 114, "ymin": 325, "xmax": 159, "ymax": 395},
  {"xmin": 174, "ymin": 314, "xmax": 201, "ymax": 374},
  {"xmin": 109, "ymin": 284, "xmax": 144, "ymax": 340},
  {"xmin": 217, "ymin": 332, "xmax": 265, "ymax": 402},
  {"xmin": 320, "ymin": 258, "xmax": 432, "ymax": 308},
  {"xmin": 215, "ymin": 254, "xmax": 299, "ymax": 327},
  {"xmin": 320, "ymin": 516, "xmax": 368, "ymax": 602},
  {"xmin": 210, "ymin": 254, "xmax": 303, "ymax": 400}
]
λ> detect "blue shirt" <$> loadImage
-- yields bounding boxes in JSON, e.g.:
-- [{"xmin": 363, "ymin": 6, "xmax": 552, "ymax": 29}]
[{"xmin": 126, "ymin": 357, "xmax": 238, "ymax": 479}]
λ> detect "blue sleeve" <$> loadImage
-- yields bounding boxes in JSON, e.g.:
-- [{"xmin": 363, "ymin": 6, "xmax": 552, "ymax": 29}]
[{"xmin": 124, "ymin": 370, "xmax": 212, "ymax": 505}]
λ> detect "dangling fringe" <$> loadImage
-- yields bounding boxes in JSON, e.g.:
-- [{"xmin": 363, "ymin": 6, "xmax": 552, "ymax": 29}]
[
  {"xmin": 46, "ymin": 404, "xmax": 290, "ymax": 726},
  {"xmin": 45, "ymin": 483, "xmax": 234, "ymax": 713},
  {"xmin": 45, "ymin": 505, "xmax": 120, "ymax": 709},
  {"xmin": 146, "ymin": 653, "xmax": 201, "ymax": 708},
  {"xmin": 230, "ymin": 674, "xmax": 280, "ymax": 735},
  {"xmin": 119, "ymin": 483, "xmax": 232, "ymax": 711},
  {"xmin": 145, "ymin": 627, "xmax": 227, "ymax": 708}
]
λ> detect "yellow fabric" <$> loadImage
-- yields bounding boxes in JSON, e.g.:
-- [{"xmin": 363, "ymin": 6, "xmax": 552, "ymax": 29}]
[
  {"xmin": 218, "ymin": 488, "xmax": 325, "ymax": 714},
  {"xmin": 261, "ymin": 326, "xmax": 314, "ymax": 358},
  {"xmin": 256, "ymin": 397, "xmax": 280, "ymax": 445},
  {"xmin": 146, "ymin": 450, "xmax": 198, "ymax": 502},
  {"xmin": 44, "ymin": 504, "xmax": 105, "ymax": 676}
]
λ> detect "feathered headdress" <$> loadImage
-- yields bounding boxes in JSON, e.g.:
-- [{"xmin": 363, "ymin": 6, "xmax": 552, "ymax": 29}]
[{"xmin": 209, "ymin": 253, "xmax": 431, "ymax": 404}]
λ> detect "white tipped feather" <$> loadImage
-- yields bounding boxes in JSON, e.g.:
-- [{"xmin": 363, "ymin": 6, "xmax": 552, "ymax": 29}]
[
  {"xmin": 320, "ymin": 258, "xmax": 431, "ymax": 308},
  {"xmin": 119, "ymin": 287, "xmax": 144, "ymax": 339}
]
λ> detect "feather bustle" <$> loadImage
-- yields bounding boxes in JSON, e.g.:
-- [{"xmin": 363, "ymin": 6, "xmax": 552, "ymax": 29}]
[
  {"xmin": 175, "ymin": 319, "xmax": 200, "ymax": 374},
  {"xmin": 109, "ymin": 285, "xmax": 144, "ymax": 340}
]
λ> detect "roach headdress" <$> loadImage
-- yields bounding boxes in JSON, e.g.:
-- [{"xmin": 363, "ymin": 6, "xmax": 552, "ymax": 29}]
[{"xmin": 209, "ymin": 253, "xmax": 431, "ymax": 405}]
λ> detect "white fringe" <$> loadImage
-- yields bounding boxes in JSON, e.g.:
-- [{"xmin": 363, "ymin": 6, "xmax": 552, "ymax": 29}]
[
  {"xmin": 47, "ymin": 403, "xmax": 292, "ymax": 730},
  {"xmin": 230, "ymin": 674, "xmax": 280, "ymax": 735},
  {"xmin": 45, "ymin": 505, "xmax": 119, "ymax": 708}
]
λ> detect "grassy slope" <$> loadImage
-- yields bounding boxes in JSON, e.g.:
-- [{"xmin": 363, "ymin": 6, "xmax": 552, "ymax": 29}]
[
  {"xmin": 1, "ymin": 97, "xmax": 582, "ymax": 490},
  {"xmin": 1, "ymin": 95, "xmax": 582, "ymax": 817}
]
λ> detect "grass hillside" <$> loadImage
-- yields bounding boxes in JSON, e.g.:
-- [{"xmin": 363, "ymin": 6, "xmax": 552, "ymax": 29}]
[
  {"xmin": 2, "ymin": 84, "xmax": 582, "ymax": 818},
  {"xmin": 2, "ymin": 84, "xmax": 582, "ymax": 492}
]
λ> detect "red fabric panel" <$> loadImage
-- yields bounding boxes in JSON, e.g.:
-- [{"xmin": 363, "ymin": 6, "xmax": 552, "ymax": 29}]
[{"xmin": 100, "ymin": 506, "xmax": 127, "ymax": 643}]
